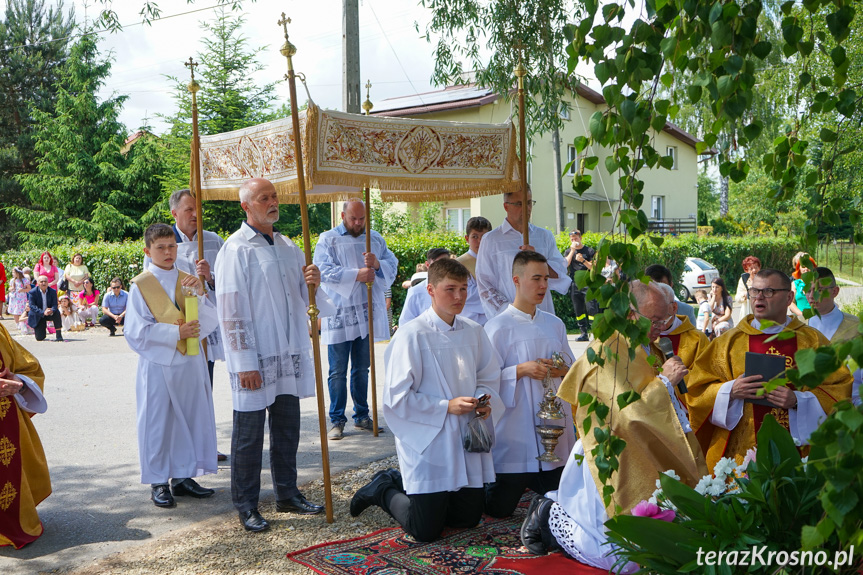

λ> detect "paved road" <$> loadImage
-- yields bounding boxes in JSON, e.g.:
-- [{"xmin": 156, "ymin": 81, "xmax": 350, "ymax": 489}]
[{"xmin": 0, "ymin": 316, "xmax": 590, "ymax": 574}]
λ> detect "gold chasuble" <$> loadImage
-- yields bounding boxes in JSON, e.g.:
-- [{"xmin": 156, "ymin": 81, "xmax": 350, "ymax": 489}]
[
  {"xmin": 557, "ymin": 333, "xmax": 707, "ymax": 517},
  {"xmin": 0, "ymin": 324, "xmax": 51, "ymax": 549},
  {"xmin": 688, "ymin": 315, "xmax": 852, "ymax": 472},
  {"xmin": 131, "ymin": 270, "xmax": 204, "ymax": 357},
  {"xmin": 653, "ymin": 315, "xmax": 710, "ymax": 408},
  {"xmin": 809, "ymin": 311, "xmax": 860, "ymax": 344},
  {"xmin": 456, "ymin": 253, "xmax": 477, "ymax": 279}
]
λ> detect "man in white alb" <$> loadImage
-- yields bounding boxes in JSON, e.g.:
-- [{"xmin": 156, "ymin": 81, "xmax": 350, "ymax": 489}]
[
  {"xmin": 313, "ymin": 199, "xmax": 398, "ymax": 440},
  {"xmin": 216, "ymin": 178, "xmax": 334, "ymax": 533},
  {"xmin": 398, "ymin": 248, "xmax": 451, "ymax": 327},
  {"xmin": 456, "ymin": 216, "xmax": 492, "ymax": 325},
  {"xmin": 475, "ymin": 189, "xmax": 570, "ymax": 320}
]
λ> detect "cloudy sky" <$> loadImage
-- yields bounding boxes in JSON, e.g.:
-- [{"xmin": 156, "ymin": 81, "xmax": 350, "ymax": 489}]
[{"xmin": 61, "ymin": 0, "xmax": 442, "ymax": 133}]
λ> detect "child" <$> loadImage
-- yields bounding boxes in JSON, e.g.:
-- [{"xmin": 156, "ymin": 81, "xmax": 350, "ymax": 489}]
[
  {"xmin": 695, "ymin": 289, "xmax": 711, "ymax": 333},
  {"xmin": 18, "ymin": 302, "xmax": 34, "ymax": 335},
  {"xmin": 58, "ymin": 295, "xmax": 85, "ymax": 332},
  {"xmin": 125, "ymin": 223, "xmax": 219, "ymax": 508},
  {"xmin": 483, "ymin": 251, "xmax": 575, "ymax": 518},
  {"xmin": 350, "ymin": 258, "xmax": 501, "ymax": 542}
]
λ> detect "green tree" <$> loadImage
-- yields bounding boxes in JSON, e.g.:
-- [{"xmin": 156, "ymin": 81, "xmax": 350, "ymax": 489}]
[
  {"xmin": 696, "ymin": 171, "xmax": 718, "ymax": 226},
  {"xmin": 8, "ymin": 34, "xmax": 164, "ymax": 247},
  {"xmin": 159, "ymin": 10, "xmax": 329, "ymax": 237},
  {"xmin": 0, "ymin": 0, "xmax": 75, "ymax": 249}
]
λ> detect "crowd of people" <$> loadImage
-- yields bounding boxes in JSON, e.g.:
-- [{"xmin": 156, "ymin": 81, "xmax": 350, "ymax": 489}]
[{"xmin": 1, "ymin": 180, "xmax": 860, "ymax": 574}]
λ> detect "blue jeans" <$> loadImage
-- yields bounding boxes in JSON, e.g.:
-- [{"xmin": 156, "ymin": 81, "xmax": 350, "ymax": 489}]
[{"xmin": 327, "ymin": 336, "xmax": 370, "ymax": 424}]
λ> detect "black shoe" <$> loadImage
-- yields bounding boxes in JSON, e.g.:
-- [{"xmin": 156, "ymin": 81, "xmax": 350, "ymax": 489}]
[
  {"xmin": 239, "ymin": 508, "xmax": 270, "ymax": 532},
  {"xmin": 217, "ymin": 451, "xmax": 228, "ymax": 462},
  {"xmin": 151, "ymin": 484, "xmax": 175, "ymax": 508},
  {"xmin": 276, "ymin": 493, "xmax": 324, "ymax": 515},
  {"xmin": 576, "ymin": 333, "xmax": 589, "ymax": 342},
  {"xmin": 172, "ymin": 478, "xmax": 215, "ymax": 498},
  {"xmin": 520, "ymin": 496, "xmax": 556, "ymax": 555},
  {"xmin": 350, "ymin": 469, "xmax": 396, "ymax": 517}
]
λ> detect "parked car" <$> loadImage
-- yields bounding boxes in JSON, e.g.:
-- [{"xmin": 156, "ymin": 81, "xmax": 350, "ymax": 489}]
[{"xmin": 678, "ymin": 257, "xmax": 720, "ymax": 302}]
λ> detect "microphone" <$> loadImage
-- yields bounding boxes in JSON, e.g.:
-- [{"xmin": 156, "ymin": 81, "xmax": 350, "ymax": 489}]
[{"xmin": 657, "ymin": 337, "xmax": 687, "ymax": 395}]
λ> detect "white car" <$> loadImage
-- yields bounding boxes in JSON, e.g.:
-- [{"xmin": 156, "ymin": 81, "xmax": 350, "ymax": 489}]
[{"xmin": 678, "ymin": 257, "xmax": 720, "ymax": 302}]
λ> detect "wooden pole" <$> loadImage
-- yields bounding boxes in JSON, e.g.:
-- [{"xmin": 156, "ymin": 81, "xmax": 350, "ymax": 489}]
[
  {"xmin": 514, "ymin": 55, "xmax": 529, "ymax": 246},
  {"xmin": 362, "ymin": 80, "xmax": 380, "ymax": 437},
  {"xmin": 185, "ymin": 58, "xmax": 207, "ymax": 286},
  {"xmin": 278, "ymin": 13, "xmax": 334, "ymax": 523}
]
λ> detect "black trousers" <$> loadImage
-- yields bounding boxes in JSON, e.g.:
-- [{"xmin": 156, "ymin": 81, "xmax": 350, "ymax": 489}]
[
  {"xmin": 98, "ymin": 314, "xmax": 124, "ymax": 334},
  {"xmin": 484, "ymin": 468, "xmax": 564, "ymax": 518},
  {"xmin": 34, "ymin": 314, "xmax": 63, "ymax": 341},
  {"xmin": 380, "ymin": 486, "xmax": 485, "ymax": 542},
  {"xmin": 231, "ymin": 394, "xmax": 300, "ymax": 513},
  {"xmin": 569, "ymin": 287, "xmax": 590, "ymax": 334}
]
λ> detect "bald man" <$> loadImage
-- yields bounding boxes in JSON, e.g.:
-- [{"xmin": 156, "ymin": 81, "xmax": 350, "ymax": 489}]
[{"xmin": 313, "ymin": 199, "xmax": 398, "ymax": 440}]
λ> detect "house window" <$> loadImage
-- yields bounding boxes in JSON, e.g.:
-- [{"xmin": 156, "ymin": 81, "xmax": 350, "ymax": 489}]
[
  {"xmin": 651, "ymin": 195, "xmax": 665, "ymax": 220},
  {"xmin": 666, "ymin": 146, "xmax": 678, "ymax": 170},
  {"xmin": 567, "ymin": 145, "xmax": 578, "ymax": 175},
  {"xmin": 446, "ymin": 208, "xmax": 470, "ymax": 232},
  {"xmin": 559, "ymin": 103, "xmax": 570, "ymax": 120}
]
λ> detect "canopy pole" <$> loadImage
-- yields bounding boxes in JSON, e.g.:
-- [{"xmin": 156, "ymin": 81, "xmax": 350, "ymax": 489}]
[
  {"xmin": 185, "ymin": 58, "xmax": 207, "ymax": 287},
  {"xmin": 278, "ymin": 13, "xmax": 334, "ymax": 524},
  {"xmin": 514, "ymin": 55, "xmax": 529, "ymax": 246},
  {"xmin": 361, "ymin": 81, "xmax": 379, "ymax": 437}
]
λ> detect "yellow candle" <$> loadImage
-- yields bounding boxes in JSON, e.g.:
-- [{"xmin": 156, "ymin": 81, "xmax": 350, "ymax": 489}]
[{"xmin": 185, "ymin": 295, "xmax": 199, "ymax": 356}]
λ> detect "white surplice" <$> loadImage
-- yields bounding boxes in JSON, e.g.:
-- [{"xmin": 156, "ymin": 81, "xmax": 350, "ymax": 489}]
[
  {"xmin": 484, "ymin": 305, "xmax": 576, "ymax": 472},
  {"xmin": 313, "ymin": 224, "xmax": 397, "ymax": 345},
  {"xmin": 144, "ymin": 225, "xmax": 226, "ymax": 361},
  {"xmin": 545, "ymin": 441, "xmax": 638, "ymax": 573},
  {"xmin": 475, "ymin": 220, "xmax": 571, "ymax": 320},
  {"xmin": 457, "ymin": 250, "xmax": 488, "ymax": 326},
  {"xmin": 710, "ymin": 317, "xmax": 826, "ymax": 444},
  {"xmin": 398, "ymin": 280, "xmax": 431, "ymax": 327},
  {"xmin": 809, "ymin": 305, "xmax": 863, "ymax": 406},
  {"xmin": 126, "ymin": 264, "xmax": 219, "ymax": 484},
  {"xmin": 215, "ymin": 223, "xmax": 334, "ymax": 412},
  {"xmin": 383, "ymin": 308, "xmax": 501, "ymax": 495}
]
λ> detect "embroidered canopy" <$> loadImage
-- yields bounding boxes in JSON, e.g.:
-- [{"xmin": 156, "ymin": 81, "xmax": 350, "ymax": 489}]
[{"xmin": 197, "ymin": 103, "xmax": 520, "ymax": 203}]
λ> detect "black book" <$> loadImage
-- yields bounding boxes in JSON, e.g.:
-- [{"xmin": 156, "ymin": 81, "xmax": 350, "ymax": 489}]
[{"xmin": 743, "ymin": 352, "xmax": 787, "ymax": 406}]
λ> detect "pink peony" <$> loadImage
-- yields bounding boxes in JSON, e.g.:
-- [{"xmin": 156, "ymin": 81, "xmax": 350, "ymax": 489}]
[
  {"xmin": 631, "ymin": 500, "xmax": 676, "ymax": 522},
  {"xmin": 741, "ymin": 447, "xmax": 757, "ymax": 468}
]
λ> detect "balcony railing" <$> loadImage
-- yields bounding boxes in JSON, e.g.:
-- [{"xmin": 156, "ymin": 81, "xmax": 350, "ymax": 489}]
[{"xmin": 647, "ymin": 218, "xmax": 697, "ymax": 236}]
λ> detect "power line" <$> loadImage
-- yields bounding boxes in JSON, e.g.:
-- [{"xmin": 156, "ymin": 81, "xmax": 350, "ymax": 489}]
[{"xmin": 365, "ymin": 0, "xmax": 425, "ymax": 105}]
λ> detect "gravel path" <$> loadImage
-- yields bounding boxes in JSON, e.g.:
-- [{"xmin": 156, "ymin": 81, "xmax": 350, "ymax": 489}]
[{"xmin": 62, "ymin": 456, "xmax": 402, "ymax": 575}]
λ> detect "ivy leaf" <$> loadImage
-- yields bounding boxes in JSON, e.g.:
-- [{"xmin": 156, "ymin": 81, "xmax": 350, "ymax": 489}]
[{"xmin": 573, "ymin": 135, "xmax": 589, "ymax": 154}]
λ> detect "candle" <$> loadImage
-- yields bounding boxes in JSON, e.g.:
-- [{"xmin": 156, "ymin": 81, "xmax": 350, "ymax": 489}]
[{"xmin": 185, "ymin": 294, "xmax": 199, "ymax": 356}]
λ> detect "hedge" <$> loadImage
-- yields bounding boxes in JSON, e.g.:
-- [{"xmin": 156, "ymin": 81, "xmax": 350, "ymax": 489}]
[{"xmin": 2, "ymin": 232, "xmax": 801, "ymax": 331}]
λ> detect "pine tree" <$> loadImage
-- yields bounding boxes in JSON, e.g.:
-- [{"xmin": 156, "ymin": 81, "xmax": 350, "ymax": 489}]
[{"xmin": 10, "ymin": 33, "xmax": 163, "ymax": 246}]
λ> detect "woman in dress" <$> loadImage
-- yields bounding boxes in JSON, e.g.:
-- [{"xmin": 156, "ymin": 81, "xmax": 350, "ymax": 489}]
[
  {"xmin": 77, "ymin": 278, "xmax": 100, "ymax": 326},
  {"xmin": 6, "ymin": 267, "xmax": 29, "ymax": 325},
  {"xmin": 63, "ymin": 253, "xmax": 90, "ymax": 297},
  {"xmin": 734, "ymin": 255, "xmax": 761, "ymax": 321},
  {"xmin": 707, "ymin": 277, "xmax": 734, "ymax": 337},
  {"xmin": 789, "ymin": 251, "xmax": 816, "ymax": 319},
  {"xmin": 34, "ymin": 252, "xmax": 60, "ymax": 290}
]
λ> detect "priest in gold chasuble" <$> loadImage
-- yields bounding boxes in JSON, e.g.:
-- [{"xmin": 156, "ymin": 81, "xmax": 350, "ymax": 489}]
[
  {"xmin": 0, "ymin": 323, "xmax": 50, "ymax": 549},
  {"xmin": 688, "ymin": 269, "xmax": 852, "ymax": 472},
  {"xmin": 519, "ymin": 281, "xmax": 705, "ymax": 571}
]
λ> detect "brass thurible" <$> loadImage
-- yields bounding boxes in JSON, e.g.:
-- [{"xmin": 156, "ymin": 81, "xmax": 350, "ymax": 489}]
[{"xmin": 535, "ymin": 350, "xmax": 571, "ymax": 463}]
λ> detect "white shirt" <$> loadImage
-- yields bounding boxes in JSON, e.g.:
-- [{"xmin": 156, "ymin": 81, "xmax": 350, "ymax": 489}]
[
  {"xmin": 313, "ymin": 224, "xmax": 398, "ymax": 345},
  {"xmin": 383, "ymin": 307, "xmax": 501, "ymax": 494},
  {"xmin": 215, "ymin": 223, "xmax": 334, "ymax": 412},
  {"xmin": 475, "ymin": 219, "xmax": 571, "ymax": 319},
  {"xmin": 460, "ymin": 249, "xmax": 487, "ymax": 325},
  {"xmin": 807, "ymin": 305, "xmax": 845, "ymax": 341},
  {"xmin": 398, "ymin": 280, "xmax": 431, "ymax": 327},
  {"xmin": 484, "ymin": 305, "xmax": 576, "ymax": 472},
  {"xmin": 711, "ymin": 317, "xmax": 825, "ymax": 444}
]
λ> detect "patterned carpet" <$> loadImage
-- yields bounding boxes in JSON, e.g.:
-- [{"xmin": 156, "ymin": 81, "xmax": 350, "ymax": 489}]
[{"xmin": 286, "ymin": 496, "xmax": 607, "ymax": 575}]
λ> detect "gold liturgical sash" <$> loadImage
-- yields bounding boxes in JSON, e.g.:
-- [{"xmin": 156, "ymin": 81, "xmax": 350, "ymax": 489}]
[
  {"xmin": 456, "ymin": 253, "xmax": 477, "ymax": 279},
  {"xmin": 131, "ymin": 270, "xmax": 205, "ymax": 357}
]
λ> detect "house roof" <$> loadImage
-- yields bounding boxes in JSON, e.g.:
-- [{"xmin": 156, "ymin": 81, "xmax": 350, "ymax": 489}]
[{"xmin": 371, "ymin": 82, "xmax": 705, "ymax": 151}]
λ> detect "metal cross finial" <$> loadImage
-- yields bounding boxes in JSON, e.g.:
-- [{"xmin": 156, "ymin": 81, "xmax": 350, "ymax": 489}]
[
  {"xmin": 365, "ymin": 80, "xmax": 372, "ymax": 96},
  {"xmin": 278, "ymin": 12, "xmax": 291, "ymax": 39},
  {"xmin": 184, "ymin": 57, "xmax": 198, "ymax": 80}
]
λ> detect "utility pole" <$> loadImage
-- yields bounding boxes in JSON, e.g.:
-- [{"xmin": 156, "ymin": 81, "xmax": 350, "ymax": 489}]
[{"xmin": 343, "ymin": 0, "xmax": 361, "ymax": 114}]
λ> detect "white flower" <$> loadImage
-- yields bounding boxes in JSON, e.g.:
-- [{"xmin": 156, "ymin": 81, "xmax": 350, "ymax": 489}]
[
  {"xmin": 705, "ymin": 478, "xmax": 726, "ymax": 497},
  {"xmin": 661, "ymin": 469, "xmax": 680, "ymax": 481},
  {"xmin": 655, "ymin": 478, "xmax": 663, "ymax": 489},
  {"xmin": 793, "ymin": 437, "xmax": 802, "ymax": 447},
  {"xmin": 734, "ymin": 464, "xmax": 748, "ymax": 477},
  {"xmin": 648, "ymin": 495, "xmax": 657, "ymax": 505},
  {"xmin": 801, "ymin": 456, "xmax": 808, "ymax": 471},
  {"xmin": 713, "ymin": 458, "xmax": 736, "ymax": 479},
  {"xmin": 695, "ymin": 475, "xmax": 713, "ymax": 496}
]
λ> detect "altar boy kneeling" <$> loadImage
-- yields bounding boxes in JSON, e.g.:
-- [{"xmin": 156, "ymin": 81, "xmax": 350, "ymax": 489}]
[
  {"xmin": 126, "ymin": 223, "xmax": 219, "ymax": 508},
  {"xmin": 350, "ymin": 258, "xmax": 501, "ymax": 541}
]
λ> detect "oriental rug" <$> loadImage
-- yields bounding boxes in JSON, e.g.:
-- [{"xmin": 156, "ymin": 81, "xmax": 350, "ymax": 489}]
[{"xmin": 286, "ymin": 497, "xmax": 606, "ymax": 575}]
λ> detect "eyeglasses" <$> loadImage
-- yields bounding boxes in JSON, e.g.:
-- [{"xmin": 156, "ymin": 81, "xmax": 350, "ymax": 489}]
[
  {"xmin": 632, "ymin": 309, "xmax": 675, "ymax": 327},
  {"xmin": 505, "ymin": 200, "xmax": 537, "ymax": 207},
  {"xmin": 747, "ymin": 287, "xmax": 790, "ymax": 299},
  {"xmin": 111, "ymin": 286, "xmax": 121, "ymax": 290}
]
